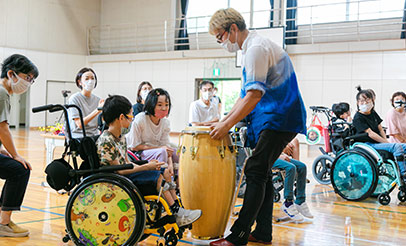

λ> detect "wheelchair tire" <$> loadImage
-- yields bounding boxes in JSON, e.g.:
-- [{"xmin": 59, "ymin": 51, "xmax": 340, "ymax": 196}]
[
  {"xmin": 371, "ymin": 162, "xmax": 397, "ymax": 197},
  {"xmin": 312, "ymin": 155, "xmax": 334, "ymax": 185},
  {"xmin": 398, "ymin": 191, "xmax": 406, "ymax": 202},
  {"xmin": 274, "ymin": 192, "xmax": 281, "ymax": 203},
  {"xmin": 331, "ymin": 149, "xmax": 378, "ymax": 201},
  {"xmin": 378, "ymin": 193, "xmax": 391, "ymax": 205},
  {"xmin": 65, "ymin": 173, "xmax": 146, "ymax": 246}
]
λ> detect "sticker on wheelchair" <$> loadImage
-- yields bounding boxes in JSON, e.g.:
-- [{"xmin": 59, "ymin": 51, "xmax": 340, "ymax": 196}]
[{"xmin": 306, "ymin": 127, "xmax": 321, "ymax": 145}]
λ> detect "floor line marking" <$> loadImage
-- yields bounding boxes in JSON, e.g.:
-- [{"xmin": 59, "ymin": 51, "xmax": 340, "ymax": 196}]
[
  {"xmin": 17, "ymin": 217, "xmax": 65, "ymax": 225},
  {"xmin": 21, "ymin": 205, "xmax": 65, "ymax": 217},
  {"xmin": 273, "ymin": 223, "xmax": 393, "ymax": 245}
]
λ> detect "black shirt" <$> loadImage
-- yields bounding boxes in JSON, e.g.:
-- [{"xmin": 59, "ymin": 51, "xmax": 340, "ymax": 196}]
[
  {"xmin": 353, "ymin": 110, "xmax": 383, "ymax": 143},
  {"xmin": 132, "ymin": 103, "xmax": 144, "ymax": 117}
]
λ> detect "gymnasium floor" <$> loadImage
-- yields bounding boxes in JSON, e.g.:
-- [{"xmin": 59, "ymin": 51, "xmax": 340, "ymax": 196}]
[{"xmin": 2, "ymin": 129, "xmax": 406, "ymax": 245}]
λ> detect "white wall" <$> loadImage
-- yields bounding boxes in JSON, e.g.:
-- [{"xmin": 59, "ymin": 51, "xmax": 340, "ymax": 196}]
[
  {"xmin": 101, "ymin": 0, "xmax": 176, "ymax": 26},
  {"xmin": 0, "ymin": 47, "xmax": 87, "ymax": 127},
  {"xmin": 291, "ymin": 50, "xmax": 406, "ymax": 126},
  {"xmin": 0, "ymin": 0, "xmax": 100, "ymax": 55},
  {"xmin": 88, "ymin": 50, "xmax": 240, "ymax": 132}
]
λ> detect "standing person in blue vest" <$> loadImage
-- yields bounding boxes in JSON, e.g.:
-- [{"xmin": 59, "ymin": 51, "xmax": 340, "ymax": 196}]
[{"xmin": 208, "ymin": 8, "xmax": 306, "ymax": 246}]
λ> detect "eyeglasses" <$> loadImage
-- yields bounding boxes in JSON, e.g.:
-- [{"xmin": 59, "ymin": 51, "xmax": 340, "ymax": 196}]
[
  {"xmin": 15, "ymin": 72, "xmax": 35, "ymax": 84},
  {"xmin": 125, "ymin": 114, "xmax": 134, "ymax": 121},
  {"xmin": 216, "ymin": 30, "xmax": 228, "ymax": 44}
]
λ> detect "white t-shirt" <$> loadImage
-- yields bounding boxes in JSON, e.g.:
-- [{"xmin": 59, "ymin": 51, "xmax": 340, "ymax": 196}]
[
  {"xmin": 126, "ymin": 112, "xmax": 171, "ymax": 149},
  {"xmin": 189, "ymin": 99, "xmax": 219, "ymax": 124}
]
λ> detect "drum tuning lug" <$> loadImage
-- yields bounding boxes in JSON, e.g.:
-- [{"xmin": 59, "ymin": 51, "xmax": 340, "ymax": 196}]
[
  {"xmin": 217, "ymin": 146, "xmax": 225, "ymax": 158},
  {"xmin": 190, "ymin": 147, "xmax": 198, "ymax": 160}
]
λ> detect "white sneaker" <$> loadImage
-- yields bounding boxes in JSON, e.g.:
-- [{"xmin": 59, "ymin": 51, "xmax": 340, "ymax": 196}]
[
  {"xmin": 0, "ymin": 224, "xmax": 29, "ymax": 237},
  {"xmin": 281, "ymin": 202, "xmax": 304, "ymax": 221},
  {"xmin": 175, "ymin": 207, "xmax": 202, "ymax": 227},
  {"xmin": 295, "ymin": 202, "xmax": 314, "ymax": 219}
]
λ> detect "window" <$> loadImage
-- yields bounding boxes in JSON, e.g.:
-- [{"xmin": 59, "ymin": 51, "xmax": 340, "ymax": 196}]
[
  {"xmin": 187, "ymin": 0, "xmax": 271, "ymax": 33},
  {"xmin": 298, "ymin": 0, "xmax": 404, "ymax": 25}
]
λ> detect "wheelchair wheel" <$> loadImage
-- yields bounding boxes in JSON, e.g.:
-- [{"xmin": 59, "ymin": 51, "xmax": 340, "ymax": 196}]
[
  {"xmin": 65, "ymin": 173, "xmax": 146, "ymax": 246},
  {"xmin": 312, "ymin": 155, "xmax": 334, "ymax": 185},
  {"xmin": 371, "ymin": 162, "xmax": 397, "ymax": 197},
  {"xmin": 398, "ymin": 191, "xmax": 406, "ymax": 202},
  {"xmin": 274, "ymin": 192, "xmax": 281, "ymax": 203},
  {"xmin": 378, "ymin": 193, "xmax": 391, "ymax": 205},
  {"xmin": 331, "ymin": 149, "xmax": 378, "ymax": 201}
]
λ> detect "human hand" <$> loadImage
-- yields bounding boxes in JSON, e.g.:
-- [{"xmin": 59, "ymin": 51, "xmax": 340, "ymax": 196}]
[
  {"xmin": 14, "ymin": 155, "xmax": 32, "ymax": 170},
  {"xmin": 147, "ymin": 160, "xmax": 164, "ymax": 171},
  {"xmin": 162, "ymin": 146, "xmax": 174, "ymax": 157},
  {"xmin": 280, "ymin": 153, "xmax": 291, "ymax": 162},
  {"xmin": 283, "ymin": 142, "xmax": 294, "ymax": 156},
  {"xmin": 209, "ymin": 122, "xmax": 230, "ymax": 140},
  {"xmin": 98, "ymin": 99, "xmax": 105, "ymax": 109}
]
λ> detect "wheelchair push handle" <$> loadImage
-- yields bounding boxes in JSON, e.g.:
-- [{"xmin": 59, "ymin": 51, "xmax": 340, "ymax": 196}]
[{"xmin": 32, "ymin": 104, "xmax": 58, "ymax": 113}]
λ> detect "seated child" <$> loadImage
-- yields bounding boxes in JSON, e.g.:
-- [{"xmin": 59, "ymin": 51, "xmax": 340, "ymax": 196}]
[
  {"xmin": 96, "ymin": 95, "xmax": 201, "ymax": 227},
  {"xmin": 331, "ymin": 102, "xmax": 353, "ymax": 150},
  {"xmin": 274, "ymin": 140, "xmax": 313, "ymax": 221}
]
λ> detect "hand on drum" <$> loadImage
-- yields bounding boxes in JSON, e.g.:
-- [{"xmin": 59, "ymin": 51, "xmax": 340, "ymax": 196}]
[
  {"xmin": 146, "ymin": 160, "xmax": 164, "ymax": 171},
  {"xmin": 209, "ymin": 122, "xmax": 230, "ymax": 140}
]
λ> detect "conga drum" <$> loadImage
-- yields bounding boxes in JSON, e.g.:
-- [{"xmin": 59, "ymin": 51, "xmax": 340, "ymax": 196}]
[{"xmin": 178, "ymin": 126, "xmax": 236, "ymax": 239}]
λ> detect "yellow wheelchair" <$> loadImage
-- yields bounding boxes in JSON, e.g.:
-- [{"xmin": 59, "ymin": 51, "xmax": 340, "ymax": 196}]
[{"xmin": 33, "ymin": 104, "xmax": 187, "ymax": 246}]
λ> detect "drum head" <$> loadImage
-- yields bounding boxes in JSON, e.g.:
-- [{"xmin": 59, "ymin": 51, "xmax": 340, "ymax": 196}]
[
  {"xmin": 65, "ymin": 174, "xmax": 145, "ymax": 245},
  {"xmin": 372, "ymin": 162, "xmax": 397, "ymax": 197},
  {"xmin": 331, "ymin": 149, "xmax": 378, "ymax": 201}
]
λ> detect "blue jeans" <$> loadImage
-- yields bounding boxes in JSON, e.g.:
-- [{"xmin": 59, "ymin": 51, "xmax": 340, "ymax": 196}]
[
  {"xmin": 366, "ymin": 142, "xmax": 406, "ymax": 175},
  {"xmin": 273, "ymin": 158, "xmax": 307, "ymax": 205}
]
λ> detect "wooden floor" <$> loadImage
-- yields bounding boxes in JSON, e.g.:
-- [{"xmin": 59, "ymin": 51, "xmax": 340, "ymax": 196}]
[{"xmin": 2, "ymin": 129, "xmax": 406, "ymax": 245}]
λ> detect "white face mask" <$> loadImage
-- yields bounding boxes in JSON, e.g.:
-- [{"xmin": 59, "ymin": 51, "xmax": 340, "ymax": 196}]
[
  {"xmin": 10, "ymin": 73, "xmax": 31, "ymax": 95},
  {"xmin": 82, "ymin": 79, "xmax": 96, "ymax": 91},
  {"xmin": 202, "ymin": 91, "xmax": 213, "ymax": 101},
  {"xmin": 359, "ymin": 102, "xmax": 373, "ymax": 113},
  {"xmin": 221, "ymin": 31, "xmax": 239, "ymax": 53},
  {"xmin": 140, "ymin": 89, "xmax": 151, "ymax": 102}
]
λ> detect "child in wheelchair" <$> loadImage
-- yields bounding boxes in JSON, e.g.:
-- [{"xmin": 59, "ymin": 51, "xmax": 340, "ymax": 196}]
[
  {"xmin": 353, "ymin": 88, "xmax": 406, "ymax": 180},
  {"xmin": 274, "ymin": 139, "xmax": 313, "ymax": 222},
  {"xmin": 96, "ymin": 95, "xmax": 201, "ymax": 227}
]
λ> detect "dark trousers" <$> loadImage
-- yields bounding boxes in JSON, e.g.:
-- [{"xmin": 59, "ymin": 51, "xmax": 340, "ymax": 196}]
[
  {"xmin": 226, "ymin": 130, "xmax": 296, "ymax": 245},
  {"xmin": 0, "ymin": 154, "xmax": 30, "ymax": 211}
]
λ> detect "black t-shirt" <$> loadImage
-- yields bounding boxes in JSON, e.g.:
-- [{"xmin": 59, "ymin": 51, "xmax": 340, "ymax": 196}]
[
  {"xmin": 132, "ymin": 103, "xmax": 144, "ymax": 117},
  {"xmin": 353, "ymin": 110, "xmax": 383, "ymax": 143}
]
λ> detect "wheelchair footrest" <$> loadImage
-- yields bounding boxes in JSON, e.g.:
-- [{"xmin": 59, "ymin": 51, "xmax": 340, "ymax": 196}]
[{"xmin": 150, "ymin": 215, "xmax": 177, "ymax": 229}]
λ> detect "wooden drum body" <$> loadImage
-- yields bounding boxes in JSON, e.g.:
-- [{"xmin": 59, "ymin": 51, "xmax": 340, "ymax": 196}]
[{"xmin": 178, "ymin": 126, "xmax": 236, "ymax": 239}]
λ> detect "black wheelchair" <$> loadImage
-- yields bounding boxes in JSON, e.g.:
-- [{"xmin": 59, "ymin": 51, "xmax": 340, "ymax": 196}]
[{"xmin": 33, "ymin": 103, "xmax": 187, "ymax": 246}]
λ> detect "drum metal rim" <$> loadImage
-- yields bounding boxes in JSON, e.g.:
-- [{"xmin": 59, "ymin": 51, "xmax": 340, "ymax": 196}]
[{"xmin": 181, "ymin": 130, "xmax": 211, "ymax": 135}]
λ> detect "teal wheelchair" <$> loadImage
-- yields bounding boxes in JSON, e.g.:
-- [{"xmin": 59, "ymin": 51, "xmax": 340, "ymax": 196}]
[{"xmin": 331, "ymin": 135, "xmax": 406, "ymax": 205}]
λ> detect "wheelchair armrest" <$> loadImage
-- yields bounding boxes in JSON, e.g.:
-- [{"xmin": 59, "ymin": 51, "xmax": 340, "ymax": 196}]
[
  {"xmin": 72, "ymin": 164, "xmax": 134, "ymax": 176},
  {"xmin": 344, "ymin": 133, "xmax": 368, "ymax": 142}
]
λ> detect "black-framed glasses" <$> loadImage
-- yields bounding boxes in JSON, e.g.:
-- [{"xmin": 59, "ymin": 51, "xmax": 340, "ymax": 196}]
[
  {"xmin": 216, "ymin": 30, "xmax": 228, "ymax": 43},
  {"xmin": 15, "ymin": 72, "xmax": 35, "ymax": 84}
]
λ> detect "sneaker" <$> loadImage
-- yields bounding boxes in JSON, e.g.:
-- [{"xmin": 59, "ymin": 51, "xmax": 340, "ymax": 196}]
[
  {"xmin": 295, "ymin": 202, "xmax": 314, "ymax": 219},
  {"xmin": 175, "ymin": 207, "xmax": 202, "ymax": 227},
  {"xmin": 9, "ymin": 221, "xmax": 29, "ymax": 234},
  {"xmin": 281, "ymin": 202, "xmax": 304, "ymax": 221},
  {"xmin": 0, "ymin": 224, "xmax": 29, "ymax": 237}
]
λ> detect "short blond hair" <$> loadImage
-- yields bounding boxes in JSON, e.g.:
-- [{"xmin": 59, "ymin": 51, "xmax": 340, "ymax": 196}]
[{"xmin": 209, "ymin": 8, "xmax": 246, "ymax": 35}]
